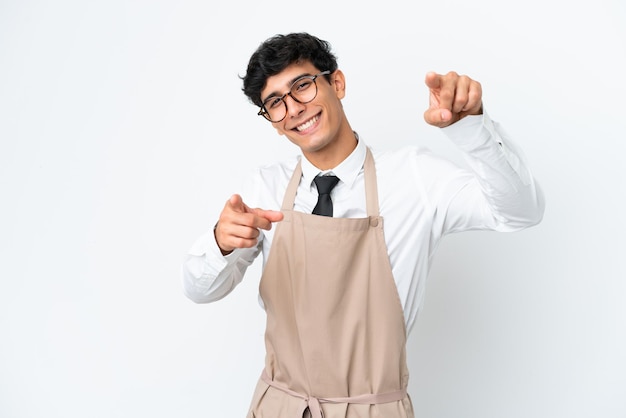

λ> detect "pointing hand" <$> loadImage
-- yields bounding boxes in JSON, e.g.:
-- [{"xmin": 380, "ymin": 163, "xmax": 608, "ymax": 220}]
[
  {"xmin": 423, "ymin": 71, "xmax": 483, "ymax": 128},
  {"xmin": 214, "ymin": 194, "xmax": 284, "ymax": 255}
]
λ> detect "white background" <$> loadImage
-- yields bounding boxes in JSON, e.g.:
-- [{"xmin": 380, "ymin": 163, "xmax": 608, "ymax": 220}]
[{"xmin": 1, "ymin": 1, "xmax": 625, "ymax": 417}]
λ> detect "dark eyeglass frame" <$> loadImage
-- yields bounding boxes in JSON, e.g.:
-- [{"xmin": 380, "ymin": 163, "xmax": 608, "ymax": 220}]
[{"xmin": 257, "ymin": 70, "xmax": 331, "ymax": 123}]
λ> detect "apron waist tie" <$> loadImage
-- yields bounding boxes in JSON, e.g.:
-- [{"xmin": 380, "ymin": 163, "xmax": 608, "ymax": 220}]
[{"xmin": 261, "ymin": 371, "xmax": 407, "ymax": 418}]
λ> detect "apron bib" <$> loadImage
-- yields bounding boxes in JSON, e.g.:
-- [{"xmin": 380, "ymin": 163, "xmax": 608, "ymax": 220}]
[{"xmin": 247, "ymin": 148, "xmax": 414, "ymax": 418}]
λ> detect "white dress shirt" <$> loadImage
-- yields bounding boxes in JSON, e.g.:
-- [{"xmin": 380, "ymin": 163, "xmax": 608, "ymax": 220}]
[{"xmin": 182, "ymin": 112, "xmax": 545, "ymax": 335}]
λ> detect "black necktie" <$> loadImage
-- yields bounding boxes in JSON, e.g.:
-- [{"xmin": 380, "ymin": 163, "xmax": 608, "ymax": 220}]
[{"xmin": 312, "ymin": 175, "xmax": 339, "ymax": 217}]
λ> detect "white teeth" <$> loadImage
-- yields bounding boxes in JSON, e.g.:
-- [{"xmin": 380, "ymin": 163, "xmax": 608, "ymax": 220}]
[{"xmin": 296, "ymin": 115, "xmax": 319, "ymax": 131}]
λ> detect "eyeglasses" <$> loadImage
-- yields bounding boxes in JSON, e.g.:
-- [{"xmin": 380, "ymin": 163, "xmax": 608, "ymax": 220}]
[{"xmin": 258, "ymin": 70, "xmax": 331, "ymax": 123}]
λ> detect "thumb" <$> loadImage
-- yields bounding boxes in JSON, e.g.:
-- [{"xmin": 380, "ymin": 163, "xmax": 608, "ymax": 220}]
[{"xmin": 423, "ymin": 107, "xmax": 453, "ymax": 127}]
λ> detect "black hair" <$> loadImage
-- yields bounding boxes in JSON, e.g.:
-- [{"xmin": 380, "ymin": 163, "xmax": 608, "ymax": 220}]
[{"xmin": 241, "ymin": 32, "xmax": 338, "ymax": 107}]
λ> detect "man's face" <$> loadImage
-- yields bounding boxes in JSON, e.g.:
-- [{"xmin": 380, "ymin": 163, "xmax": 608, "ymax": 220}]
[{"xmin": 259, "ymin": 61, "xmax": 348, "ymax": 157}]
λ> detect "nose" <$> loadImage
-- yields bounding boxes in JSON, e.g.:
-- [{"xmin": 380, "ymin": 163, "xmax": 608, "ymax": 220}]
[{"xmin": 284, "ymin": 93, "xmax": 306, "ymax": 117}]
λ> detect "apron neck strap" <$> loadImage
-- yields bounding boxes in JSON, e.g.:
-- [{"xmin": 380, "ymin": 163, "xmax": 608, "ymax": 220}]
[{"xmin": 363, "ymin": 147, "xmax": 379, "ymax": 218}]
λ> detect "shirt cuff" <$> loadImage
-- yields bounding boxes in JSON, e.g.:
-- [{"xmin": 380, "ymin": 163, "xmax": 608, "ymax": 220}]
[
  {"xmin": 187, "ymin": 229, "xmax": 230, "ymax": 276},
  {"xmin": 440, "ymin": 109, "xmax": 533, "ymax": 187},
  {"xmin": 440, "ymin": 110, "xmax": 501, "ymax": 152}
]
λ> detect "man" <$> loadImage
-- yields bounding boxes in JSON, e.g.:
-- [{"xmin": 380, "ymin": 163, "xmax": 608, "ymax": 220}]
[{"xmin": 182, "ymin": 32, "xmax": 544, "ymax": 418}]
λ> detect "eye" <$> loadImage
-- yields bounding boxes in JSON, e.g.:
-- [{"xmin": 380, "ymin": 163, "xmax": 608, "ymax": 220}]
[
  {"xmin": 293, "ymin": 78, "xmax": 314, "ymax": 92},
  {"xmin": 266, "ymin": 97, "xmax": 283, "ymax": 110}
]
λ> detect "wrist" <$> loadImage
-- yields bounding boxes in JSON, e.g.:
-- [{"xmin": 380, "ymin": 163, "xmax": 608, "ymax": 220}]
[{"xmin": 213, "ymin": 223, "xmax": 234, "ymax": 256}]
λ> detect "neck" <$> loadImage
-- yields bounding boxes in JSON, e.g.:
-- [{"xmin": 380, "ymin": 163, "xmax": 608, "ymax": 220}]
[{"xmin": 303, "ymin": 125, "xmax": 358, "ymax": 171}]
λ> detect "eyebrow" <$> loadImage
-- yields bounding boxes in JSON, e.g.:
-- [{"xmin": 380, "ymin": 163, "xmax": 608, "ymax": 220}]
[{"xmin": 261, "ymin": 72, "xmax": 313, "ymax": 104}]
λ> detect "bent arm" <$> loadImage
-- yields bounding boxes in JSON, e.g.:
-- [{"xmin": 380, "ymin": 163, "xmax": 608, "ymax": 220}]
[{"xmin": 437, "ymin": 111, "xmax": 545, "ymax": 234}]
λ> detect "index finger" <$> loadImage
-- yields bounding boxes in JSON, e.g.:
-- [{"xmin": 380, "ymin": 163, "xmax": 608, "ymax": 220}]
[
  {"xmin": 424, "ymin": 71, "xmax": 441, "ymax": 90},
  {"xmin": 250, "ymin": 208, "xmax": 284, "ymax": 230}
]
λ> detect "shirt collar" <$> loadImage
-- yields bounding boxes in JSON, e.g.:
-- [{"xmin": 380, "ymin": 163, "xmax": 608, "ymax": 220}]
[{"xmin": 300, "ymin": 132, "xmax": 366, "ymax": 189}]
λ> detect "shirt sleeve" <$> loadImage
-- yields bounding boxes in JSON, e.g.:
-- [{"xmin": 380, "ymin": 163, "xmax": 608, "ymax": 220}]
[
  {"xmin": 181, "ymin": 228, "xmax": 262, "ymax": 303},
  {"xmin": 434, "ymin": 110, "xmax": 545, "ymax": 234}
]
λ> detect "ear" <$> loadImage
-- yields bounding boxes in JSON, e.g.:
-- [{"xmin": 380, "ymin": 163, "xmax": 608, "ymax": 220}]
[{"xmin": 332, "ymin": 69, "xmax": 346, "ymax": 100}]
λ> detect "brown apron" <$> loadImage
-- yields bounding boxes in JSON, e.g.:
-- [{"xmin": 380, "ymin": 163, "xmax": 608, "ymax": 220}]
[{"xmin": 247, "ymin": 148, "xmax": 414, "ymax": 418}]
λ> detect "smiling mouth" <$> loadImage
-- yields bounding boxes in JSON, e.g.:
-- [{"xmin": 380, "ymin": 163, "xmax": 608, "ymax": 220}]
[{"xmin": 295, "ymin": 114, "xmax": 320, "ymax": 132}]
